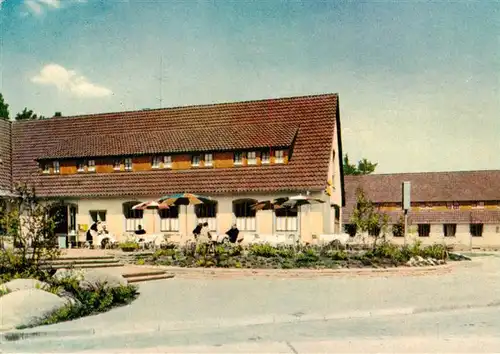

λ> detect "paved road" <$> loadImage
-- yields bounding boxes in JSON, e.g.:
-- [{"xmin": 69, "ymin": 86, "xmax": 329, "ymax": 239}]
[{"xmin": 3, "ymin": 256, "xmax": 500, "ymax": 353}]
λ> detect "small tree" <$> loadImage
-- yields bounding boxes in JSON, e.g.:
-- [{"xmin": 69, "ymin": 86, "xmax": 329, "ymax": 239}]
[
  {"xmin": 0, "ymin": 184, "xmax": 62, "ymax": 276},
  {"xmin": 350, "ymin": 187, "xmax": 389, "ymax": 246},
  {"xmin": 0, "ymin": 93, "xmax": 10, "ymax": 120},
  {"xmin": 343, "ymin": 154, "xmax": 378, "ymax": 176},
  {"xmin": 392, "ymin": 215, "xmax": 405, "ymax": 237}
]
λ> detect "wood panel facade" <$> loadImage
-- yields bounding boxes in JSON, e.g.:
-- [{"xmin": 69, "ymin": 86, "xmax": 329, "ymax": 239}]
[{"xmin": 38, "ymin": 149, "xmax": 291, "ymax": 175}]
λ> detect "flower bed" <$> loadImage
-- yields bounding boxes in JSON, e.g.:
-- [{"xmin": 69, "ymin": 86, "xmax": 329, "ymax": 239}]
[{"xmin": 138, "ymin": 241, "xmax": 449, "ymax": 269}]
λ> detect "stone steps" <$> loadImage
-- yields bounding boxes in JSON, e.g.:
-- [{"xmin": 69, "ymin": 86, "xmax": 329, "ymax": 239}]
[
  {"xmin": 123, "ymin": 271, "xmax": 174, "ymax": 283},
  {"xmin": 46, "ymin": 256, "xmax": 124, "ymax": 269}
]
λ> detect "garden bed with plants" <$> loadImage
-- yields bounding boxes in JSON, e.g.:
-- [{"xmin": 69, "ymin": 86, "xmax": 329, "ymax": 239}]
[
  {"xmin": 135, "ymin": 241, "xmax": 449, "ymax": 270},
  {"xmin": 0, "ymin": 184, "xmax": 139, "ymax": 331}
]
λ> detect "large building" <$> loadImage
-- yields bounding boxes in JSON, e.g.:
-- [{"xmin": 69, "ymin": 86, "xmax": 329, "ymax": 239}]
[
  {"xmin": 0, "ymin": 94, "xmax": 345, "ymax": 244},
  {"xmin": 342, "ymin": 171, "xmax": 500, "ymax": 250}
]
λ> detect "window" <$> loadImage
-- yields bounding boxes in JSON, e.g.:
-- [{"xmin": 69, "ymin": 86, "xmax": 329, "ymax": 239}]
[
  {"xmin": 113, "ymin": 160, "xmax": 121, "ymax": 171},
  {"xmin": 163, "ymin": 155, "xmax": 172, "ymax": 168},
  {"xmin": 261, "ymin": 151, "xmax": 270, "ymax": 164},
  {"xmin": 159, "ymin": 206, "xmax": 179, "ymax": 232},
  {"xmin": 443, "ymin": 224, "xmax": 457, "ymax": 237},
  {"xmin": 447, "ymin": 202, "xmax": 459, "ymax": 210},
  {"xmin": 472, "ymin": 202, "xmax": 485, "ymax": 209},
  {"xmin": 234, "ymin": 152, "xmax": 243, "ymax": 165},
  {"xmin": 88, "ymin": 160, "xmax": 96, "ymax": 172},
  {"xmin": 123, "ymin": 201, "xmax": 143, "ymax": 231},
  {"xmin": 204, "ymin": 153, "xmax": 213, "ymax": 167},
  {"xmin": 42, "ymin": 163, "xmax": 50, "ymax": 174},
  {"xmin": 192, "ymin": 155, "xmax": 201, "ymax": 167},
  {"xmin": 275, "ymin": 207, "xmax": 298, "ymax": 232},
  {"xmin": 344, "ymin": 224, "xmax": 357, "ymax": 237},
  {"xmin": 152, "ymin": 156, "xmax": 161, "ymax": 169},
  {"xmin": 418, "ymin": 224, "xmax": 431, "ymax": 237},
  {"xmin": 392, "ymin": 223, "xmax": 404, "ymax": 237},
  {"xmin": 90, "ymin": 210, "xmax": 107, "ymax": 223},
  {"xmin": 368, "ymin": 226, "xmax": 381, "ymax": 237},
  {"xmin": 247, "ymin": 151, "xmax": 257, "ymax": 165},
  {"xmin": 233, "ymin": 199, "xmax": 257, "ymax": 231},
  {"xmin": 470, "ymin": 223, "xmax": 483, "ymax": 237},
  {"xmin": 275, "ymin": 150, "xmax": 285, "ymax": 163},
  {"xmin": 77, "ymin": 161, "xmax": 85, "ymax": 172},
  {"xmin": 195, "ymin": 203, "xmax": 217, "ymax": 231},
  {"xmin": 124, "ymin": 158, "xmax": 133, "ymax": 171},
  {"xmin": 53, "ymin": 161, "xmax": 60, "ymax": 174}
]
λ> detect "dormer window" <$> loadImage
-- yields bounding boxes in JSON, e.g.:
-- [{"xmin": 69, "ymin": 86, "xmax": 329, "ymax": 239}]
[
  {"xmin": 42, "ymin": 163, "xmax": 50, "ymax": 174},
  {"xmin": 247, "ymin": 151, "xmax": 257, "ymax": 165},
  {"xmin": 192, "ymin": 155, "xmax": 201, "ymax": 167},
  {"xmin": 77, "ymin": 161, "xmax": 85, "ymax": 172},
  {"xmin": 152, "ymin": 156, "xmax": 161, "ymax": 169},
  {"xmin": 88, "ymin": 160, "xmax": 96, "ymax": 172},
  {"xmin": 113, "ymin": 159, "xmax": 121, "ymax": 171},
  {"xmin": 163, "ymin": 155, "xmax": 172, "ymax": 168},
  {"xmin": 234, "ymin": 152, "xmax": 243, "ymax": 165},
  {"xmin": 275, "ymin": 150, "xmax": 285, "ymax": 164},
  {"xmin": 124, "ymin": 158, "xmax": 132, "ymax": 171},
  {"xmin": 261, "ymin": 151, "xmax": 270, "ymax": 164},
  {"xmin": 53, "ymin": 161, "xmax": 60, "ymax": 174},
  {"xmin": 204, "ymin": 153, "xmax": 213, "ymax": 167}
]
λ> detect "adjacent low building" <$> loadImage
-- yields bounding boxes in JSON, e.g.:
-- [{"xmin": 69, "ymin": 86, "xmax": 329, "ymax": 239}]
[
  {"xmin": 0, "ymin": 94, "xmax": 345, "ymax": 244},
  {"xmin": 343, "ymin": 171, "xmax": 500, "ymax": 250}
]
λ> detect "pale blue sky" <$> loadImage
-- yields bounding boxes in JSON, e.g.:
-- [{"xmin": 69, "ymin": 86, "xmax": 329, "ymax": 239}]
[{"xmin": 0, "ymin": 0, "xmax": 499, "ymax": 173}]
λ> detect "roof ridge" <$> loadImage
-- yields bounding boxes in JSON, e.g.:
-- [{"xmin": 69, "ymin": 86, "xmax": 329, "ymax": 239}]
[
  {"xmin": 11, "ymin": 93, "xmax": 338, "ymax": 123},
  {"xmin": 345, "ymin": 169, "xmax": 500, "ymax": 177}
]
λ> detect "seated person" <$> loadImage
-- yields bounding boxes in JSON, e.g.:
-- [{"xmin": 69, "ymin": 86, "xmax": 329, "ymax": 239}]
[
  {"xmin": 135, "ymin": 225, "xmax": 146, "ymax": 242},
  {"xmin": 192, "ymin": 223, "xmax": 202, "ymax": 239},
  {"xmin": 197, "ymin": 222, "xmax": 212, "ymax": 243},
  {"xmin": 226, "ymin": 224, "xmax": 240, "ymax": 243}
]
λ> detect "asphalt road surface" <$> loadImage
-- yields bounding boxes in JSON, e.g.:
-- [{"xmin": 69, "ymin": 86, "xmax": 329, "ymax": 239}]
[{"xmin": 2, "ymin": 256, "xmax": 500, "ymax": 353}]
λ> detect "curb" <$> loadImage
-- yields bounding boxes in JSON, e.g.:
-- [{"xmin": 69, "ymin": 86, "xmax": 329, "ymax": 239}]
[
  {"xmin": 4, "ymin": 300, "xmax": 499, "ymax": 343},
  {"xmin": 149, "ymin": 264, "xmax": 453, "ymax": 278}
]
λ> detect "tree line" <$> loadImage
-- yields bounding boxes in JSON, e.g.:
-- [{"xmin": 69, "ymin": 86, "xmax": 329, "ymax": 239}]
[{"xmin": 0, "ymin": 93, "xmax": 61, "ymax": 121}]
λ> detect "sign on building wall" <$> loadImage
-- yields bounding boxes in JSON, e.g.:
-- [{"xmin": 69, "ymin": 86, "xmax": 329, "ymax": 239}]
[{"xmin": 402, "ymin": 181, "xmax": 411, "ymax": 211}]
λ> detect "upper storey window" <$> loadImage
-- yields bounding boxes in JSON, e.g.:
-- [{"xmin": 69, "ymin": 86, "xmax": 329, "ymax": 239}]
[
  {"xmin": 234, "ymin": 152, "xmax": 243, "ymax": 165},
  {"xmin": 192, "ymin": 155, "xmax": 201, "ymax": 167},
  {"xmin": 247, "ymin": 151, "xmax": 257, "ymax": 165},
  {"xmin": 113, "ymin": 159, "xmax": 121, "ymax": 171},
  {"xmin": 88, "ymin": 160, "xmax": 96, "ymax": 172},
  {"xmin": 53, "ymin": 161, "xmax": 60, "ymax": 174},
  {"xmin": 163, "ymin": 155, "xmax": 172, "ymax": 168},
  {"xmin": 77, "ymin": 161, "xmax": 85, "ymax": 172},
  {"xmin": 42, "ymin": 163, "xmax": 50, "ymax": 174},
  {"xmin": 275, "ymin": 150, "xmax": 285, "ymax": 164},
  {"xmin": 261, "ymin": 151, "xmax": 270, "ymax": 164},
  {"xmin": 152, "ymin": 156, "xmax": 161, "ymax": 169},
  {"xmin": 204, "ymin": 153, "xmax": 213, "ymax": 167},
  {"xmin": 124, "ymin": 158, "xmax": 133, "ymax": 171}
]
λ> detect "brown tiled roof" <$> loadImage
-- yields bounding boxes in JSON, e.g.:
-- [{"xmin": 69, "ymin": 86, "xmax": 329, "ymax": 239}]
[
  {"xmin": 344, "ymin": 171, "xmax": 500, "ymax": 206},
  {"xmin": 342, "ymin": 171, "xmax": 500, "ymax": 224},
  {"xmin": 38, "ymin": 123, "xmax": 298, "ymax": 160},
  {"xmin": 0, "ymin": 120, "xmax": 12, "ymax": 193},
  {"xmin": 12, "ymin": 94, "xmax": 340, "ymax": 197}
]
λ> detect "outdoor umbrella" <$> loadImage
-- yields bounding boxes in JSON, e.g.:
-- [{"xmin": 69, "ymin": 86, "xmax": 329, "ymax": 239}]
[
  {"xmin": 251, "ymin": 197, "xmax": 290, "ymax": 211},
  {"xmin": 282, "ymin": 195, "xmax": 325, "ymax": 241},
  {"xmin": 132, "ymin": 200, "xmax": 169, "ymax": 234},
  {"xmin": 158, "ymin": 193, "xmax": 213, "ymax": 238}
]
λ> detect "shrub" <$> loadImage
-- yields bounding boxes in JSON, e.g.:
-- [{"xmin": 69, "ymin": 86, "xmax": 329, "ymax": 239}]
[
  {"xmin": 119, "ymin": 241, "xmax": 139, "ymax": 252},
  {"xmin": 249, "ymin": 243, "xmax": 277, "ymax": 258}
]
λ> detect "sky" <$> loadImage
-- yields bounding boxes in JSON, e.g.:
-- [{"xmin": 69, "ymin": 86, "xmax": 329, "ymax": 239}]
[{"xmin": 0, "ymin": 0, "xmax": 499, "ymax": 173}]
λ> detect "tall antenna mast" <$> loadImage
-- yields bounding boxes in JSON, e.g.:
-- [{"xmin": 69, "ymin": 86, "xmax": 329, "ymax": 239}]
[{"xmin": 156, "ymin": 56, "xmax": 165, "ymax": 108}]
